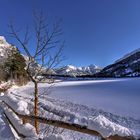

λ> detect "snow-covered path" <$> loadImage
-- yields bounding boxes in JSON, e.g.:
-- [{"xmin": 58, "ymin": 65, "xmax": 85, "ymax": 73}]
[{"xmin": 0, "ymin": 105, "xmax": 15, "ymax": 140}]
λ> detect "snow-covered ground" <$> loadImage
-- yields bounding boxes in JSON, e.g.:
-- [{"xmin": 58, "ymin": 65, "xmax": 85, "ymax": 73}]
[
  {"xmin": 0, "ymin": 105, "xmax": 15, "ymax": 140},
  {"xmin": 49, "ymin": 78, "xmax": 140, "ymax": 120},
  {"xmin": 6, "ymin": 77, "xmax": 140, "ymax": 139},
  {"xmin": 11, "ymin": 78, "xmax": 140, "ymax": 119}
]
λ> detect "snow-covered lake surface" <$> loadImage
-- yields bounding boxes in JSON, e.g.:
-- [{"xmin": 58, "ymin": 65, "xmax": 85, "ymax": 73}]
[
  {"xmin": 48, "ymin": 78, "xmax": 140, "ymax": 120},
  {"xmin": 7, "ymin": 78, "xmax": 140, "ymax": 139}
]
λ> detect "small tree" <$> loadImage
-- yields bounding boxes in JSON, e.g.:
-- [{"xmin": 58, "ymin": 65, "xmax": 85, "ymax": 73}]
[{"xmin": 9, "ymin": 12, "xmax": 64, "ymax": 133}]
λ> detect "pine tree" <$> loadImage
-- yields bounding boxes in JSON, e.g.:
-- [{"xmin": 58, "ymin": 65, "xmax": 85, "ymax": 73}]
[{"xmin": 4, "ymin": 46, "xmax": 28, "ymax": 84}]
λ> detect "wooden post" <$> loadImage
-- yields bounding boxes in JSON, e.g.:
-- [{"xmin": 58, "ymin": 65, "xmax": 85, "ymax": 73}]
[{"xmin": 34, "ymin": 81, "xmax": 39, "ymax": 134}]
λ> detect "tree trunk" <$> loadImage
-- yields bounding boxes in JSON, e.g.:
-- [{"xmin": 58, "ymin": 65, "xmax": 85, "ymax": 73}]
[{"xmin": 34, "ymin": 81, "xmax": 39, "ymax": 134}]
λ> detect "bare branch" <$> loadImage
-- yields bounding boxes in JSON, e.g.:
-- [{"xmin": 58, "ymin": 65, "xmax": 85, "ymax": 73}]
[
  {"xmin": 8, "ymin": 12, "xmax": 65, "ymax": 134},
  {"xmin": 8, "ymin": 23, "xmax": 32, "ymax": 57}
]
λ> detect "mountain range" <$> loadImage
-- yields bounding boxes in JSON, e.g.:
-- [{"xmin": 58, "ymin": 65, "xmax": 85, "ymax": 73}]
[
  {"xmin": 54, "ymin": 65, "xmax": 102, "ymax": 76},
  {"xmin": 0, "ymin": 36, "xmax": 140, "ymax": 77},
  {"xmin": 0, "ymin": 36, "xmax": 102, "ymax": 76}
]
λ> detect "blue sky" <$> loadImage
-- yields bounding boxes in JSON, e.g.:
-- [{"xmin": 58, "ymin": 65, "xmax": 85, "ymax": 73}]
[{"xmin": 0, "ymin": 0, "xmax": 140, "ymax": 67}]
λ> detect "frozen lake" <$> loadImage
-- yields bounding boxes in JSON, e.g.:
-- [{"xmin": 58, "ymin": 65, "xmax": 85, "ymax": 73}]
[{"xmin": 49, "ymin": 78, "xmax": 140, "ymax": 119}]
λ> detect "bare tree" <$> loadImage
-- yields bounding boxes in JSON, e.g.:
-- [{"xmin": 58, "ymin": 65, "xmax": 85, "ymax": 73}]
[{"xmin": 8, "ymin": 11, "xmax": 64, "ymax": 134}]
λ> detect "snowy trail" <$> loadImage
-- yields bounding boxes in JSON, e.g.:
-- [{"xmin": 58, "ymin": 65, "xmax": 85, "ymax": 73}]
[{"xmin": 0, "ymin": 105, "xmax": 15, "ymax": 140}]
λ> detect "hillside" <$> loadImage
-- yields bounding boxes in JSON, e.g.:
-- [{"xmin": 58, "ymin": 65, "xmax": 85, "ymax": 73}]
[
  {"xmin": 0, "ymin": 36, "xmax": 28, "ymax": 83},
  {"xmin": 96, "ymin": 48, "xmax": 140, "ymax": 77}
]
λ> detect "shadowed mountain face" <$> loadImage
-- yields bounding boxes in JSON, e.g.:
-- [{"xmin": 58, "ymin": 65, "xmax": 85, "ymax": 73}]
[{"xmin": 96, "ymin": 49, "xmax": 140, "ymax": 77}]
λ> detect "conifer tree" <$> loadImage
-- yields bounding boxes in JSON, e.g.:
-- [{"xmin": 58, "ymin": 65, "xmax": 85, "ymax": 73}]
[{"xmin": 5, "ymin": 47, "xmax": 28, "ymax": 84}]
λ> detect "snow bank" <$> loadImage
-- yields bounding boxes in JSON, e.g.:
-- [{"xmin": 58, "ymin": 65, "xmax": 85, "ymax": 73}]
[
  {"xmin": 39, "ymin": 98, "xmax": 134, "ymax": 138},
  {"xmin": 0, "ymin": 107, "xmax": 15, "ymax": 140},
  {"xmin": 4, "ymin": 109, "xmax": 37, "ymax": 138},
  {"xmin": 0, "ymin": 94, "xmax": 29, "ymax": 115},
  {"xmin": 66, "ymin": 113, "xmax": 133, "ymax": 138},
  {"xmin": 62, "ymin": 113, "xmax": 134, "ymax": 138},
  {"xmin": 40, "ymin": 101, "xmax": 76, "ymax": 120},
  {"xmin": 0, "ymin": 94, "xmax": 37, "ymax": 138},
  {"xmin": 88, "ymin": 115, "xmax": 133, "ymax": 138},
  {"xmin": 41, "ymin": 101, "xmax": 134, "ymax": 138}
]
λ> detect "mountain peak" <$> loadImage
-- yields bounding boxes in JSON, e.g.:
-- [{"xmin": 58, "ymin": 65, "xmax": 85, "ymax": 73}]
[
  {"xmin": 0, "ymin": 36, "xmax": 13, "ymax": 61},
  {"xmin": 0, "ymin": 36, "xmax": 10, "ymax": 46},
  {"xmin": 0, "ymin": 36, "xmax": 6, "ymax": 41},
  {"xmin": 67, "ymin": 65, "xmax": 77, "ymax": 69}
]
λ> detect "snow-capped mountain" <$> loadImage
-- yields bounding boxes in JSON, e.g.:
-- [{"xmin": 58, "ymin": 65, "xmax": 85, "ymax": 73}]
[
  {"xmin": 0, "ymin": 36, "xmax": 55, "ymax": 75},
  {"xmin": 2, "ymin": 35, "xmax": 139, "ymax": 78},
  {"xmin": 0, "ymin": 36, "xmax": 13, "ymax": 63},
  {"xmin": 96, "ymin": 48, "xmax": 140, "ymax": 77},
  {"xmin": 55, "ymin": 65, "xmax": 102, "ymax": 76}
]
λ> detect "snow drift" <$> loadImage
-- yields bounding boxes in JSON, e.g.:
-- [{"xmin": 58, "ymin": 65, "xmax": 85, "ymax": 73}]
[{"xmin": 0, "ymin": 94, "xmax": 29, "ymax": 115}]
